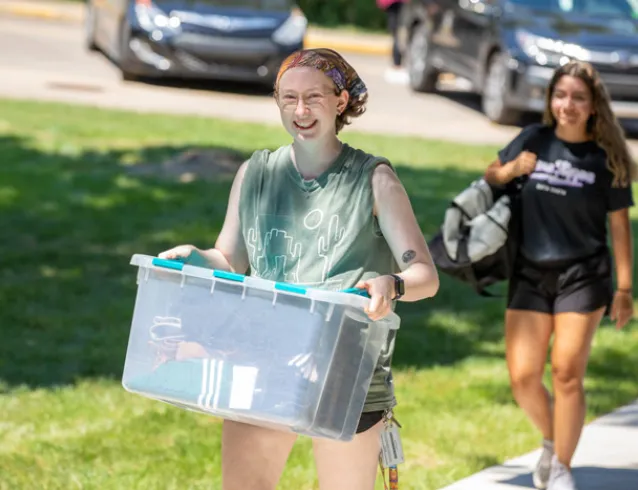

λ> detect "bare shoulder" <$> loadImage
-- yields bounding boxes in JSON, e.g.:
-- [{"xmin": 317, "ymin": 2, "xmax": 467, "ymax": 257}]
[
  {"xmin": 371, "ymin": 162, "xmax": 409, "ymax": 216},
  {"xmin": 228, "ymin": 159, "xmax": 249, "ymax": 192},
  {"xmin": 371, "ymin": 161, "xmax": 405, "ymax": 193}
]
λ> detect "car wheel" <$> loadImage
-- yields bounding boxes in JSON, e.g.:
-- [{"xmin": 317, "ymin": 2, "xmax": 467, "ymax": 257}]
[
  {"xmin": 407, "ymin": 23, "xmax": 439, "ymax": 93},
  {"xmin": 121, "ymin": 70, "xmax": 139, "ymax": 82},
  {"xmin": 85, "ymin": 2, "xmax": 98, "ymax": 52},
  {"xmin": 118, "ymin": 22, "xmax": 138, "ymax": 82},
  {"xmin": 482, "ymin": 52, "xmax": 521, "ymax": 125}
]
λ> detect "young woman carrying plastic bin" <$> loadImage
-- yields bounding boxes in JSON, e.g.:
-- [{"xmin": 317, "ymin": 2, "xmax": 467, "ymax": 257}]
[
  {"xmin": 484, "ymin": 61, "xmax": 636, "ymax": 490},
  {"xmin": 159, "ymin": 48, "xmax": 439, "ymax": 490}
]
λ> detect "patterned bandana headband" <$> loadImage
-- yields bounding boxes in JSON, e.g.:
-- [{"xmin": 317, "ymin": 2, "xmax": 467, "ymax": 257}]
[{"xmin": 275, "ymin": 48, "xmax": 368, "ymax": 102}]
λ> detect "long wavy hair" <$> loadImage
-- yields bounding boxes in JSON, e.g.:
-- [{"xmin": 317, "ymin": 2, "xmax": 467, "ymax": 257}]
[{"xmin": 543, "ymin": 61, "xmax": 637, "ymax": 187}]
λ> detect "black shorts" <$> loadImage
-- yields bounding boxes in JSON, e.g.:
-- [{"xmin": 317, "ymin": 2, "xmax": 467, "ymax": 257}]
[
  {"xmin": 507, "ymin": 251, "xmax": 613, "ymax": 315},
  {"xmin": 356, "ymin": 410, "xmax": 385, "ymax": 434}
]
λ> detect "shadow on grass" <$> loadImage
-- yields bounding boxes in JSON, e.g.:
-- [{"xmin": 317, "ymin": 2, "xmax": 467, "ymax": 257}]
[
  {"xmin": 0, "ymin": 133, "xmax": 637, "ymax": 421},
  {"xmin": 391, "ymin": 164, "xmax": 512, "ymax": 369},
  {"xmin": 0, "ymin": 134, "xmax": 250, "ymax": 390}
]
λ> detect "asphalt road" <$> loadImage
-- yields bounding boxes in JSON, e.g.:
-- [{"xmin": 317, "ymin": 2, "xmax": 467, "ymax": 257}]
[{"xmin": 1, "ymin": 14, "xmax": 638, "ymax": 152}]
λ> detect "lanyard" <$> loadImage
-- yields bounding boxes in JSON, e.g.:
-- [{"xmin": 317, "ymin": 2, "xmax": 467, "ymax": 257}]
[
  {"xmin": 380, "ymin": 458, "xmax": 399, "ymax": 490},
  {"xmin": 379, "ymin": 409, "xmax": 402, "ymax": 490}
]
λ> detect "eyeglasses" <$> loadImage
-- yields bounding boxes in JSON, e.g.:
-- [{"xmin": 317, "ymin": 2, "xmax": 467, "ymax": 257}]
[{"xmin": 278, "ymin": 91, "xmax": 337, "ymax": 111}]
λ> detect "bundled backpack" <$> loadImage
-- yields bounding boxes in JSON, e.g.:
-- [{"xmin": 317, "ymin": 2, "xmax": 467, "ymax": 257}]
[{"xmin": 428, "ymin": 178, "xmax": 523, "ymax": 296}]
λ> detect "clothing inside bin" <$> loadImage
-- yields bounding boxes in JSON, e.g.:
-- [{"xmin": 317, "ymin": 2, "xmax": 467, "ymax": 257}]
[
  {"xmin": 143, "ymin": 314, "xmax": 323, "ymax": 422},
  {"xmin": 128, "ymin": 358, "xmax": 313, "ymax": 422},
  {"xmin": 149, "ymin": 316, "xmax": 185, "ymax": 367},
  {"xmin": 140, "ymin": 309, "xmax": 372, "ymax": 435},
  {"xmin": 150, "ymin": 304, "xmax": 329, "ymax": 368}
]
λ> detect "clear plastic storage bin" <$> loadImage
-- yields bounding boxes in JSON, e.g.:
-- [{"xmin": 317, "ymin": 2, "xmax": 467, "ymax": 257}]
[{"xmin": 122, "ymin": 254, "xmax": 401, "ymax": 441}]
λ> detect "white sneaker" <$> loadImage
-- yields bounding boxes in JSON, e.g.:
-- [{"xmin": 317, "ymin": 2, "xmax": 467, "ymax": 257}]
[
  {"xmin": 532, "ymin": 440, "xmax": 554, "ymax": 489},
  {"xmin": 548, "ymin": 456, "xmax": 577, "ymax": 490}
]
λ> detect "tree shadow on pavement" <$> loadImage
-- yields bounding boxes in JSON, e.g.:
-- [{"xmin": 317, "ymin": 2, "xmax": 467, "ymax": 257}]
[
  {"xmin": 500, "ymin": 466, "xmax": 638, "ymax": 489},
  {"xmin": 135, "ymin": 76, "xmax": 275, "ymax": 98}
]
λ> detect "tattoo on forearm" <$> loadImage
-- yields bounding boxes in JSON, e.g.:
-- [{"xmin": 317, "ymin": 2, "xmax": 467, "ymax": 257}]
[{"xmin": 402, "ymin": 250, "xmax": 416, "ymax": 264}]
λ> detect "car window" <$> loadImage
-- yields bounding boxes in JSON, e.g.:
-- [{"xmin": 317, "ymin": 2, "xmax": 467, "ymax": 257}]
[{"xmin": 507, "ymin": 0, "xmax": 638, "ymax": 17}]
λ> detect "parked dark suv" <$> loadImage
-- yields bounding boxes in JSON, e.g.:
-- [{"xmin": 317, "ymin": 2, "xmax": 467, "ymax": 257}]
[{"xmin": 400, "ymin": 0, "xmax": 638, "ymax": 124}]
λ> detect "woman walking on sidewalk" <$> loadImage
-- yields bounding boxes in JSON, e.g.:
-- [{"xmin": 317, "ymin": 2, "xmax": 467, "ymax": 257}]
[
  {"xmin": 159, "ymin": 48, "xmax": 439, "ymax": 490},
  {"xmin": 484, "ymin": 61, "xmax": 636, "ymax": 490}
]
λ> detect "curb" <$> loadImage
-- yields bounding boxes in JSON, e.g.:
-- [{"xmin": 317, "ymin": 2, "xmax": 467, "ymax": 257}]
[
  {"xmin": 304, "ymin": 34, "xmax": 391, "ymax": 57},
  {"xmin": 0, "ymin": 4, "xmax": 82, "ymax": 22},
  {"xmin": 0, "ymin": 3, "xmax": 391, "ymax": 56}
]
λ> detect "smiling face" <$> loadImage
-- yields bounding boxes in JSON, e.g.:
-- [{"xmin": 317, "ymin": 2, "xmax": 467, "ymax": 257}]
[
  {"xmin": 549, "ymin": 74, "xmax": 595, "ymax": 133},
  {"xmin": 542, "ymin": 61, "xmax": 636, "ymax": 187},
  {"xmin": 276, "ymin": 67, "xmax": 349, "ymax": 143}
]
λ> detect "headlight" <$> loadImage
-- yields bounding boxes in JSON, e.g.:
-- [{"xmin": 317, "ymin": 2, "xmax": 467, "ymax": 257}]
[
  {"xmin": 515, "ymin": 29, "xmax": 590, "ymax": 66},
  {"xmin": 134, "ymin": 0, "xmax": 182, "ymax": 36},
  {"xmin": 272, "ymin": 8, "xmax": 307, "ymax": 46}
]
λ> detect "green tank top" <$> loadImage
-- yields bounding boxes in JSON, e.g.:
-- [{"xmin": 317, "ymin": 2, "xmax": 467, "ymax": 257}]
[{"xmin": 238, "ymin": 143, "xmax": 399, "ymax": 412}]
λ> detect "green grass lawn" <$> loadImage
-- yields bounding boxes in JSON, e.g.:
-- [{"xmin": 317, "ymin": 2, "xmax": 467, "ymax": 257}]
[{"xmin": 0, "ymin": 98, "xmax": 636, "ymax": 490}]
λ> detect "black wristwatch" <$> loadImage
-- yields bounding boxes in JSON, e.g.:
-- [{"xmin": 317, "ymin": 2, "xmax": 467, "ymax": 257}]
[{"xmin": 390, "ymin": 274, "xmax": 405, "ymax": 300}]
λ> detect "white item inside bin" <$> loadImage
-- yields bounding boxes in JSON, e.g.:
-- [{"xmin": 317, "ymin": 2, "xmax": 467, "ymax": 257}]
[{"xmin": 229, "ymin": 365, "xmax": 259, "ymax": 410}]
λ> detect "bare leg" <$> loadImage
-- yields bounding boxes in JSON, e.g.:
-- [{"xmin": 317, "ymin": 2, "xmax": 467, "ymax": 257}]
[
  {"xmin": 551, "ymin": 308, "xmax": 604, "ymax": 468},
  {"xmin": 222, "ymin": 421, "xmax": 297, "ymax": 490},
  {"xmin": 505, "ymin": 309, "xmax": 554, "ymax": 440},
  {"xmin": 313, "ymin": 421, "xmax": 384, "ymax": 490}
]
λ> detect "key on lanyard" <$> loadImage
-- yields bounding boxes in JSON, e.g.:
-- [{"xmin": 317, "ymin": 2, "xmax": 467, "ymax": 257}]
[{"xmin": 379, "ymin": 410, "xmax": 404, "ymax": 490}]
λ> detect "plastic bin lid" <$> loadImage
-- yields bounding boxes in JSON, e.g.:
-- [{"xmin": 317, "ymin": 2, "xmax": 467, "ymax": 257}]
[{"xmin": 131, "ymin": 254, "xmax": 400, "ymax": 330}]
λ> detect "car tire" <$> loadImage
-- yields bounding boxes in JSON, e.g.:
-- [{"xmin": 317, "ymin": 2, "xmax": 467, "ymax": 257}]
[
  {"xmin": 481, "ymin": 52, "xmax": 521, "ymax": 125},
  {"xmin": 85, "ymin": 2, "xmax": 98, "ymax": 52},
  {"xmin": 121, "ymin": 70, "xmax": 139, "ymax": 82},
  {"xmin": 118, "ymin": 22, "xmax": 139, "ymax": 82},
  {"xmin": 407, "ymin": 23, "xmax": 439, "ymax": 93}
]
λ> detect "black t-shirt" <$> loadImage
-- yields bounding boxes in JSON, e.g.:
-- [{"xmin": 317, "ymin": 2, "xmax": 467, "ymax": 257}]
[{"xmin": 498, "ymin": 123, "xmax": 634, "ymax": 264}]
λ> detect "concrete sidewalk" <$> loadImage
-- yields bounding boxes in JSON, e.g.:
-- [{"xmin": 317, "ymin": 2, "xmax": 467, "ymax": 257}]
[
  {"xmin": 0, "ymin": 0, "xmax": 392, "ymax": 56},
  {"xmin": 441, "ymin": 400, "xmax": 638, "ymax": 490}
]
